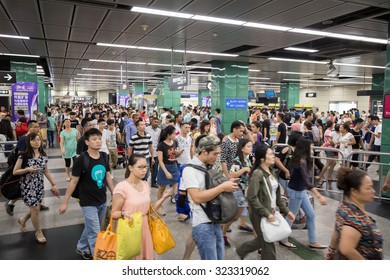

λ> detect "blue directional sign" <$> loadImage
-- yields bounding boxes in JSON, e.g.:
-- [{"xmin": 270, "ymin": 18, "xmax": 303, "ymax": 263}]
[{"xmin": 225, "ymin": 98, "xmax": 247, "ymax": 109}]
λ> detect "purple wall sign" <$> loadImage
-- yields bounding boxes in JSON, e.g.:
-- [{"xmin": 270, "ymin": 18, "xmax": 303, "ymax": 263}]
[
  {"xmin": 11, "ymin": 82, "xmax": 38, "ymax": 121},
  {"xmin": 117, "ymin": 94, "xmax": 129, "ymax": 107},
  {"xmin": 384, "ymin": 94, "xmax": 390, "ymax": 119}
]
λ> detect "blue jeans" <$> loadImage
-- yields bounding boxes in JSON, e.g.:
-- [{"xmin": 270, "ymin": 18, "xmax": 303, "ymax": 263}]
[
  {"xmin": 47, "ymin": 130, "xmax": 54, "ymax": 145},
  {"xmin": 283, "ymin": 187, "xmax": 317, "ymax": 243},
  {"xmin": 192, "ymin": 223, "xmax": 224, "ymax": 260},
  {"xmin": 77, "ymin": 203, "xmax": 107, "ymax": 256}
]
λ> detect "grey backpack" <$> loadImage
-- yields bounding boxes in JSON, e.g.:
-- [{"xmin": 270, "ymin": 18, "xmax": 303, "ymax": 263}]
[{"xmin": 186, "ymin": 164, "xmax": 238, "ymax": 224}]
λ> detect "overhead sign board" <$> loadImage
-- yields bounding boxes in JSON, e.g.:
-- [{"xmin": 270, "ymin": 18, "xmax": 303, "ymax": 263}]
[
  {"xmin": 306, "ymin": 92, "xmax": 317, "ymax": 98},
  {"xmin": 168, "ymin": 73, "xmax": 189, "ymax": 91},
  {"xmin": 0, "ymin": 71, "xmax": 16, "ymax": 83},
  {"xmin": 225, "ymin": 98, "xmax": 247, "ymax": 109}
]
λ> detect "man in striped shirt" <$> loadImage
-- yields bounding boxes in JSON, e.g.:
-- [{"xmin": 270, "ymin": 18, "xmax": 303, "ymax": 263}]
[{"xmin": 127, "ymin": 120, "xmax": 154, "ymax": 180}]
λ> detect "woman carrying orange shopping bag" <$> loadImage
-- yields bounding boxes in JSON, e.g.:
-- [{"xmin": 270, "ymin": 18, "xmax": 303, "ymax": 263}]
[{"xmin": 111, "ymin": 154, "xmax": 172, "ymax": 260}]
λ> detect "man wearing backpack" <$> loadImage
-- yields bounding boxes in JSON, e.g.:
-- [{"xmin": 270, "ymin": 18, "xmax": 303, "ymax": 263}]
[
  {"xmin": 59, "ymin": 128, "xmax": 114, "ymax": 260},
  {"xmin": 181, "ymin": 135, "xmax": 238, "ymax": 260}
]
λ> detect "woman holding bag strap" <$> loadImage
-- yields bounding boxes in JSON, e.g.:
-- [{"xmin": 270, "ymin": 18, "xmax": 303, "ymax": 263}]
[
  {"xmin": 111, "ymin": 154, "xmax": 172, "ymax": 260},
  {"xmin": 236, "ymin": 145, "xmax": 295, "ymax": 260}
]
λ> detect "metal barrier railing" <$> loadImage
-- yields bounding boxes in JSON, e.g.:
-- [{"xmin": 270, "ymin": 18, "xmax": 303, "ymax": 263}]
[
  {"xmin": 0, "ymin": 141, "xmax": 17, "ymax": 169},
  {"xmin": 346, "ymin": 150, "xmax": 390, "ymax": 201}
]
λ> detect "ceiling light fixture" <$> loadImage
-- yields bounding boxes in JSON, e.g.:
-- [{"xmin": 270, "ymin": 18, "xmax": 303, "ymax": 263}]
[
  {"xmin": 333, "ymin": 62, "xmax": 385, "ymax": 69},
  {"xmin": 243, "ymin": 22, "xmax": 291, "ymax": 31},
  {"xmin": 284, "ymin": 47, "xmax": 318, "ymax": 53},
  {"xmin": 96, "ymin": 43, "xmax": 238, "ymax": 57},
  {"xmin": 249, "ymin": 77, "xmax": 271, "ymax": 80},
  {"xmin": 0, "ymin": 34, "xmax": 30, "ymax": 40},
  {"xmin": 131, "ymin": 6, "xmax": 194, "ymax": 19},
  {"xmin": 268, "ymin": 57, "xmax": 327, "ymax": 64},
  {"xmin": 278, "ymin": 71, "xmax": 314, "ymax": 75},
  {"xmin": 0, "ymin": 53, "xmax": 40, "ymax": 58},
  {"xmin": 192, "ymin": 15, "xmax": 245, "ymax": 25},
  {"xmin": 89, "ymin": 59, "xmax": 146, "ymax": 65}
]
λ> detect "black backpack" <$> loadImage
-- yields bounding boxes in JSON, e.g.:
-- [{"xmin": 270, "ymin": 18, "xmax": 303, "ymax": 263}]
[
  {"xmin": 184, "ymin": 164, "xmax": 238, "ymax": 224},
  {"xmin": 0, "ymin": 152, "xmax": 28, "ymax": 200},
  {"xmin": 71, "ymin": 151, "xmax": 109, "ymax": 199}
]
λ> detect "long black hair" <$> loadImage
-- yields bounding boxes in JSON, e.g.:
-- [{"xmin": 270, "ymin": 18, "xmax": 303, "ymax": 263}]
[
  {"xmin": 290, "ymin": 137, "xmax": 312, "ymax": 169},
  {"xmin": 249, "ymin": 144, "xmax": 270, "ymax": 178},
  {"xmin": 236, "ymin": 138, "xmax": 251, "ymax": 167},
  {"xmin": 159, "ymin": 125, "xmax": 176, "ymax": 143},
  {"xmin": 25, "ymin": 132, "xmax": 47, "ymax": 158}
]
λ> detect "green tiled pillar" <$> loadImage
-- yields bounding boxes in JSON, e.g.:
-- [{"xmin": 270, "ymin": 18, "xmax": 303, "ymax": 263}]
[
  {"xmin": 371, "ymin": 73, "xmax": 384, "ymax": 115},
  {"xmin": 211, "ymin": 61, "xmax": 249, "ymax": 134},
  {"xmin": 381, "ymin": 24, "xmax": 390, "ymax": 197},
  {"xmin": 280, "ymin": 82, "xmax": 300, "ymax": 109},
  {"xmin": 38, "ymin": 76, "xmax": 46, "ymax": 112},
  {"xmin": 158, "ymin": 77, "xmax": 180, "ymax": 111}
]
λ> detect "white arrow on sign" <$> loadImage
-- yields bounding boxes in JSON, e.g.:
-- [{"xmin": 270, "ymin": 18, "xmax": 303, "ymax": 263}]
[{"xmin": 4, "ymin": 74, "xmax": 12, "ymax": 81}]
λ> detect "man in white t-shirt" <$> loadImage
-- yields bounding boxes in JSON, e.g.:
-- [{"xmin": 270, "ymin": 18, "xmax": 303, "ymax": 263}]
[
  {"xmin": 177, "ymin": 122, "xmax": 193, "ymax": 166},
  {"xmin": 181, "ymin": 135, "xmax": 238, "ymax": 260},
  {"xmin": 366, "ymin": 116, "xmax": 382, "ymax": 169}
]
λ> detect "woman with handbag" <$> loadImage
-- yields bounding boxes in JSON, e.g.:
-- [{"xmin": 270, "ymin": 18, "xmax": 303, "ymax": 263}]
[
  {"xmin": 13, "ymin": 132, "xmax": 59, "ymax": 243},
  {"xmin": 326, "ymin": 168, "xmax": 382, "ymax": 260},
  {"xmin": 236, "ymin": 144, "xmax": 295, "ymax": 260},
  {"xmin": 111, "ymin": 154, "xmax": 172, "ymax": 260},
  {"xmin": 279, "ymin": 137, "xmax": 327, "ymax": 249}
]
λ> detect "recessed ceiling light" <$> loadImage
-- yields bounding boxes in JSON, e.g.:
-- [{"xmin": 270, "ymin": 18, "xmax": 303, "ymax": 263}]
[
  {"xmin": 97, "ymin": 43, "xmax": 137, "ymax": 49},
  {"xmin": 284, "ymin": 47, "xmax": 318, "ymax": 53},
  {"xmin": 192, "ymin": 15, "xmax": 245, "ymax": 25},
  {"xmin": 1, "ymin": 53, "xmax": 39, "ymax": 58},
  {"xmin": 0, "ymin": 34, "xmax": 30, "ymax": 40},
  {"xmin": 244, "ymin": 22, "xmax": 291, "ymax": 31}
]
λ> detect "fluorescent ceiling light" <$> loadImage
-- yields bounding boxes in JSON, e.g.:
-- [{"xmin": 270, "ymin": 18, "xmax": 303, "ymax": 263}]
[
  {"xmin": 96, "ymin": 43, "xmax": 238, "ymax": 57},
  {"xmin": 77, "ymin": 73, "xmax": 164, "ymax": 79},
  {"xmin": 338, "ymin": 75, "xmax": 373, "ymax": 79},
  {"xmin": 131, "ymin": 6, "xmax": 194, "ymax": 19},
  {"xmin": 249, "ymin": 77, "xmax": 271, "ymax": 80},
  {"xmin": 89, "ymin": 59, "xmax": 146, "ymax": 65},
  {"xmin": 81, "ymin": 68, "xmax": 169, "ymax": 75},
  {"xmin": 284, "ymin": 47, "xmax": 318, "ymax": 53},
  {"xmin": 96, "ymin": 43, "xmax": 137, "ymax": 49},
  {"xmin": 268, "ymin": 57, "xmax": 327, "ymax": 64},
  {"xmin": 244, "ymin": 22, "xmax": 290, "ymax": 31},
  {"xmin": 0, "ymin": 53, "xmax": 39, "ymax": 58},
  {"xmin": 147, "ymin": 63, "xmax": 183, "ymax": 68},
  {"xmin": 333, "ymin": 62, "xmax": 385, "ymax": 69},
  {"xmin": 278, "ymin": 71, "xmax": 314, "ymax": 75},
  {"xmin": 0, "ymin": 34, "xmax": 30, "ymax": 40},
  {"xmin": 192, "ymin": 15, "xmax": 245, "ymax": 25},
  {"xmin": 328, "ymin": 33, "xmax": 387, "ymax": 44},
  {"xmin": 289, "ymin": 28, "xmax": 332, "ymax": 37},
  {"xmin": 249, "ymin": 69, "xmax": 261, "ymax": 72}
]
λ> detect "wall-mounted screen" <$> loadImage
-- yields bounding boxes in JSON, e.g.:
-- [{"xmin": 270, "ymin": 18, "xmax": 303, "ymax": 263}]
[{"xmin": 265, "ymin": 90, "xmax": 276, "ymax": 99}]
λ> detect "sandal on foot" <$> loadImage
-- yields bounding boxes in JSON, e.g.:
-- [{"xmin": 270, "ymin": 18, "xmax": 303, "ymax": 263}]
[
  {"xmin": 18, "ymin": 217, "xmax": 26, "ymax": 232},
  {"xmin": 317, "ymin": 179, "xmax": 325, "ymax": 187},
  {"xmin": 35, "ymin": 232, "xmax": 47, "ymax": 244},
  {"xmin": 308, "ymin": 243, "xmax": 327, "ymax": 249},
  {"xmin": 279, "ymin": 241, "xmax": 297, "ymax": 249}
]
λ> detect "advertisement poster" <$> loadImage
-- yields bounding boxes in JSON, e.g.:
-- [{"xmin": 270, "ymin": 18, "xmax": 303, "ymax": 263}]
[
  {"xmin": 117, "ymin": 94, "xmax": 130, "ymax": 107},
  {"xmin": 11, "ymin": 82, "xmax": 38, "ymax": 121},
  {"xmin": 384, "ymin": 94, "xmax": 390, "ymax": 118}
]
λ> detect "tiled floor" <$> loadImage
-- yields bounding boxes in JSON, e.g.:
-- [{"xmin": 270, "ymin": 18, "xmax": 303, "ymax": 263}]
[{"xmin": 0, "ymin": 147, "xmax": 389, "ymax": 260}]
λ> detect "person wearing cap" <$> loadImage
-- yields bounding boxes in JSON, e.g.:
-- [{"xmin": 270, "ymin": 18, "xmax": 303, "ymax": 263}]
[{"xmin": 180, "ymin": 134, "xmax": 239, "ymax": 260}]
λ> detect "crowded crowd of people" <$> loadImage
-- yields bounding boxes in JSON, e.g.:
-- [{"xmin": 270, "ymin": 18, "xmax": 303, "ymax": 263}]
[{"xmin": 0, "ymin": 102, "xmax": 385, "ymax": 260}]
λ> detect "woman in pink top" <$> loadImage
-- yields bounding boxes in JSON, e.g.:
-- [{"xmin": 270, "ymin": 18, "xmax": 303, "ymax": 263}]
[
  {"xmin": 291, "ymin": 114, "xmax": 301, "ymax": 131},
  {"xmin": 318, "ymin": 120, "xmax": 337, "ymax": 186},
  {"xmin": 111, "ymin": 154, "xmax": 172, "ymax": 260}
]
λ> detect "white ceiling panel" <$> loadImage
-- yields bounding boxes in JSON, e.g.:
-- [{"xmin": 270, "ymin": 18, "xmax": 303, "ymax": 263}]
[
  {"xmin": 44, "ymin": 25, "xmax": 70, "ymax": 40},
  {"xmin": 192, "ymin": 25, "xmax": 243, "ymax": 42},
  {"xmin": 173, "ymin": 22, "xmax": 217, "ymax": 40},
  {"xmin": 69, "ymin": 27, "xmax": 96, "ymax": 42},
  {"xmin": 73, "ymin": 6, "xmax": 107, "ymax": 29},
  {"xmin": 47, "ymin": 41, "xmax": 67, "ymax": 52},
  {"xmin": 149, "ymin": 18, "xmax": 192, "ymax": 37},
  {"xmin": 155, "ymin": 37, "xmax": 185, "ymax": 49},
  {"xmin": 2, "ymin": 0, "xmax": 40, "ymax": 22},
  {"xmin": 285, "ymin": 2, "xmax": 368, "ymax": 27},
  {"xmin": 1, "ymin": 38, "xmax": 28, "ymax": 53},
  {"xmin": 135, "ymin": 35, "xmax": 166, "ymax": 47},
  {"xmin": 24, "ymin": 39, "xmax": 46, "ymax": 51},
  {"xmin": 0, "ymin": 20, "xmax": 17, "ymax": 34},
  {"xmin": 210, "ymin": 0, "xmax": 266, "ymax": 18},
  {"xmin": 64, "ymin": 60, "xmax": 80, "ymax": 68},
  {"xmin": 113, "ymin": 32, "xmax": 144, "ymax": 45},
  {"xmin": 76, "ymin": 60, "xmax": 93, "ymax": 68},
  {"xmin": 50, "ymin": 59, "xmax": 65, "ymax": 67},
  {"xmin": 327, "ymin": 26, "xmax": 387, "ymax": 38},
  {"xmin": 124, "ymin": 15, "xmax": 166, "ymax": 34},
  {"xmin": 48, "ymin": 50, "xmax": 66, "ymax": 57},
  {"xmin": 81, "ymin": 52, "xmax": 101, "ymax": 60},
  {"xmin": 40, "ymin": 1, "xmax": 74, "ymax": 26},
  {"xmin": 66, "ymin": 52, "xmax": 84, "ymax": 59},
  {"xmin": 14, "ymin": 22, "xmax": 44, "ymax": 38},
  {"xmin": 378, "ymin": 1, "xmax": 390, "ymax": 8},
  {"xmin": 67, "ymin": 43, "xmax": 88, "ymax": 53},
  {"xmin": 180, "ymin": 0, "xmax": 234, "ymax": 15},
  {"xmin": 235, "ymin": 0, "xmax": 312, "ymax": 22},
  {"xmin": 151, "ymin": 0, "xmax": 193, "ymax": 11},
  {"xmin": 93, "ymin": 30, "xmax": 122, "ymax": 43},
  {"xmin": 346, "ymin": 19, "xmax": 388, "ymax": 33},
  {"xmin": 100, "ymin": 10, "xmax": 137, "ymax": 32}
]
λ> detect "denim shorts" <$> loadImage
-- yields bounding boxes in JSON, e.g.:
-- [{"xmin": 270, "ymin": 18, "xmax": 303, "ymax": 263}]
[
  {"xmin": 157, "ymin": 162, "xmax": 180, "ymax": 186},
  {"xmin": 234, "ymin": 188, "xmax": 248, "ymax": 208}
]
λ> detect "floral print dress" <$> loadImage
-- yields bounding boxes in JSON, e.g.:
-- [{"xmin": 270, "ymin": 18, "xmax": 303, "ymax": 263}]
[{"xmin": 19, "ymin": 155, "xmax": 48, "ymax": 207}]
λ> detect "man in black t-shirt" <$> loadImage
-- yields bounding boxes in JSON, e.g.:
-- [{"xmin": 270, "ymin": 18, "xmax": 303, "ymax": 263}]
[
  {"xmin": 276, "ymin": 112, "xmax": 287, "ymax": 144},
  {"xmin": 350, "ymin": 118, "xmax": 364, "ymax": 169},
  {"xmin": 261, "ymin": 111, "xmax": 271, "ymax": 145},
  {"xmin": 59, "ymin": 128, "xmax": 114, "ymax": 260}
]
